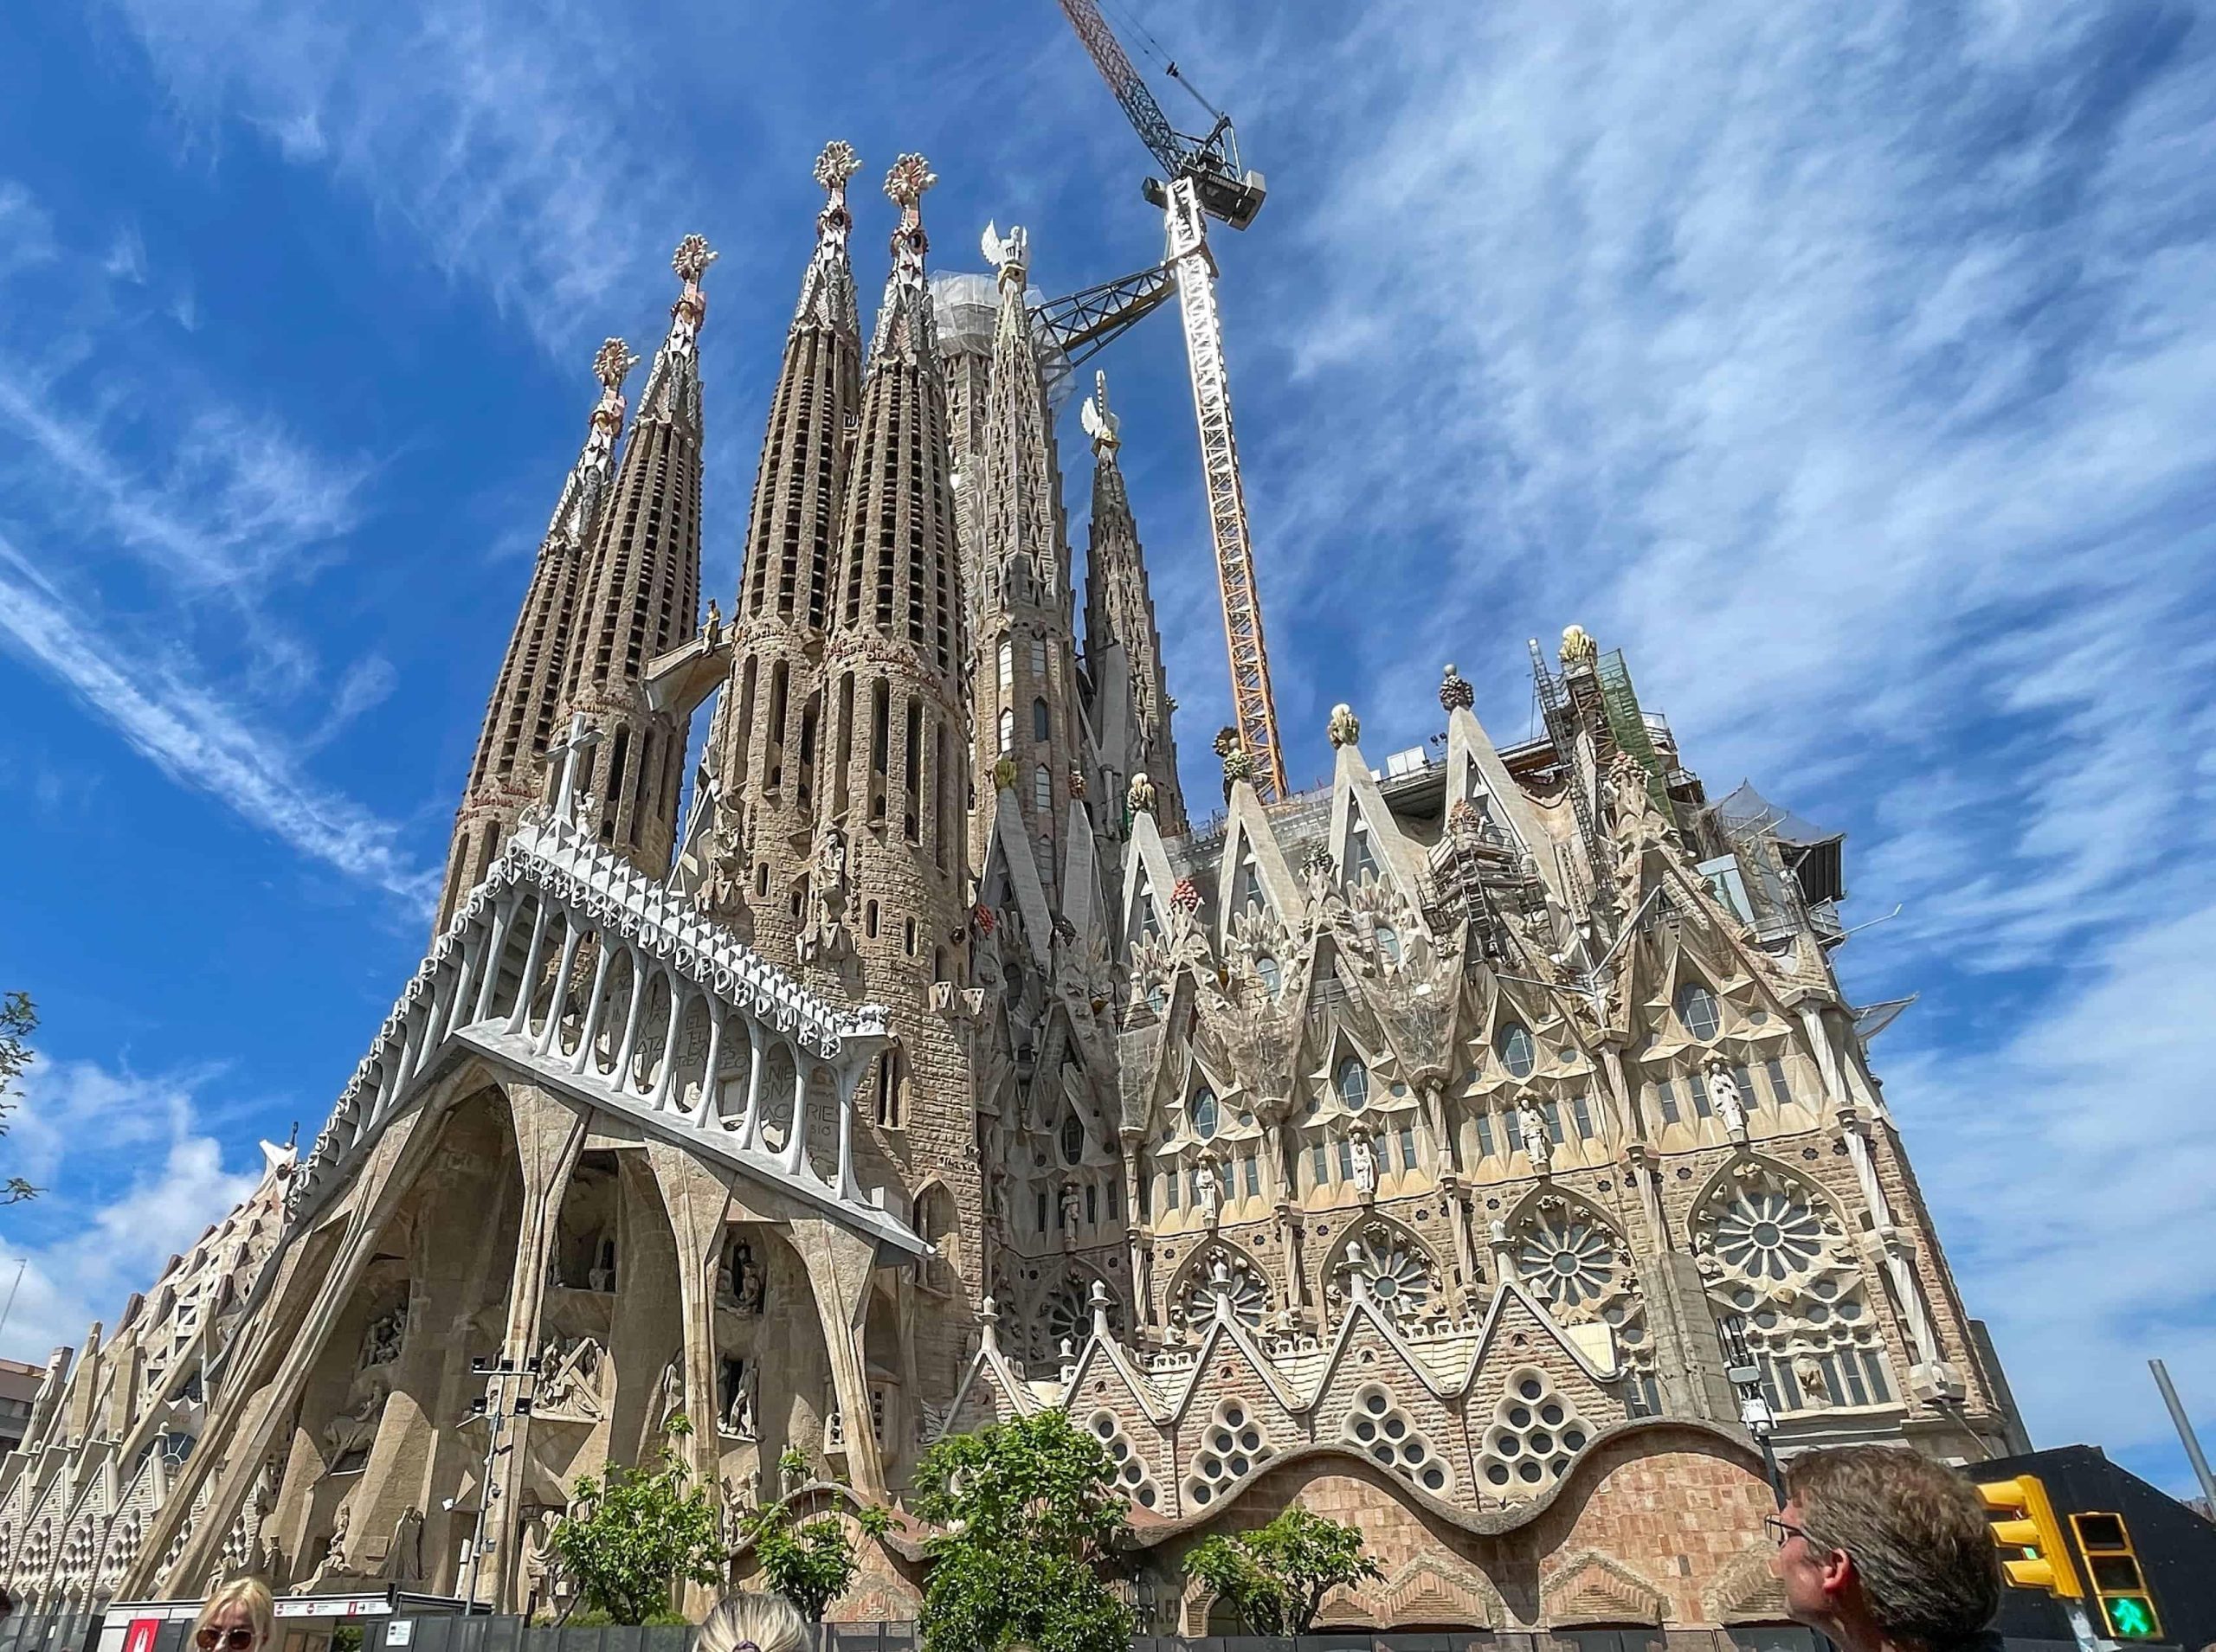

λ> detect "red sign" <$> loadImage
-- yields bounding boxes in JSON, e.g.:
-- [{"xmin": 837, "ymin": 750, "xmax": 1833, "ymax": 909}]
[{"xmin": 122, "ymin": 1619, "xmax": 163, "ymax": 1652}]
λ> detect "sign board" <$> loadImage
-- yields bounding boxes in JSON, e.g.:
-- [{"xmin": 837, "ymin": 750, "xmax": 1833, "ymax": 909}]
[
  {"xmin": 385, "ymin": 1623, "xmax": 415, "ymax": 1647},
  {"xmin": 121, "ymin": 1619, "xmax": 164, "ymax": 1652}
]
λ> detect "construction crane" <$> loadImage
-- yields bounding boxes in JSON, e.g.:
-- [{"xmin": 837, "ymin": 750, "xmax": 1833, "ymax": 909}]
[{"xmin": 1049, "ymin": 0, "xmax": 1288, "ymax": 800}]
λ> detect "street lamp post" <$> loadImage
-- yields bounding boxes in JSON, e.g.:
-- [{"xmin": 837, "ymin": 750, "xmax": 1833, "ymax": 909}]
[
  {"xmin": 1719, "ymin": 1315, "xmax": 1785, "ymax": 1508},
  {"xmin": 459, "ymin": 1354, "xmax": 538, "ymax": 1611}
]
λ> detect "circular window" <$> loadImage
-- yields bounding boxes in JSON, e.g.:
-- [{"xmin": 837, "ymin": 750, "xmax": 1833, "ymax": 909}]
[
  {"xmin": 1498, "ymin": 1023, "xmax": 1536, "ymax": 1078},
  {"xmin": 1676, "ymin": 982, "xmax": 1722, "ymax": 1040},
  {"xmin": 1192, "ymin": 1089, "xmax": 1219, "ymax": 1141},
  {"xmin": 1336, "ymin": 1057, "xmax": 1370, "ymax": 1111}
]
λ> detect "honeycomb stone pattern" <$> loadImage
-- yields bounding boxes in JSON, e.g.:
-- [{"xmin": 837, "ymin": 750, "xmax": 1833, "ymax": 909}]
[
  {"xmin": 1479, "ymin": 1366, "xmax": 1592, "ymax": 1495},
  {"xmin": 1185, "ymin": 1398, "xmax": 1275, "ymax": 1508},
  {"xmin": 1342, "ymin": 1383, "xmax": 1450, "ymax": 1496},
  {"xmin": 1088, "ymin": 1408, "xmax": 1160, "ymax": 1509}
]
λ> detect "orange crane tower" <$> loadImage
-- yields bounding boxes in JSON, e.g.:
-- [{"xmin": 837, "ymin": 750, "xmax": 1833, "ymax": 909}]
[{"xmin": 1051, "ymin": 0, "xmax": 1289, "ymax": 800}]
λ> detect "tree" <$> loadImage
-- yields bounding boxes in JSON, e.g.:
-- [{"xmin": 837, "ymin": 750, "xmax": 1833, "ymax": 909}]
[
  {"xmin": 1183, "ymin": 1507, "xmax": 1382, "ymax": 1634},
  {"xmin": 913, "ymin": 1410, "xmax": 1135, "ymax": 1652},
  {"xmin": 748, "ymin": 1501, "xmax": 893, "ymax": 1622},
  {"xmin": 549, "ymin": 1417, "xmax": 725, "ymax": 1623},
  {"xmin": 1, "ymin": 992, "xmax": 39, "ymax": 1205}
]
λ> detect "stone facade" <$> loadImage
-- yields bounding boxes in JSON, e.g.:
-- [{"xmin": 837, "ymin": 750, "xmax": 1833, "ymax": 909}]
[{"xmin": 0, "ymin": 144, "xmax": 2023, "ymax": 1631}]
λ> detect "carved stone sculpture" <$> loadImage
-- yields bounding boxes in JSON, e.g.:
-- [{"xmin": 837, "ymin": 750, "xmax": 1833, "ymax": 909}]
[
  {"xmin": 1327, "ymin": 703, "xmax": 1361, "ymax": 749},
  {"xmin": 1195, "ymin": 1157, "xmax": 1222, "ymax": 1225},
  {"xmin": 1518, "ymin": 1100, "xmax": 1553, "ymax": 1173},
  {"xmin": 1127, "ymin": 771, "xmax": 1157, "ymax": 816},
  {"xmin": 1707, "ymin": 1059, "xmax": 1749, "ymax": 1144},
  {"xmin": 1349, "ymin": 1129, "xmax": 1378, "ymax": 1200}
]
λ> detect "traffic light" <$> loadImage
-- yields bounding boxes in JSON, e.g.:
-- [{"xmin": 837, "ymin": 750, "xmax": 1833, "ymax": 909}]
[
  {"xmin": 1975, "ymin": 1475, "xmax": 2082, "ymax": 1597},
  {"xmin": 2070, "ymin": 1512, "xmax": 2163, "ymax": 1642}
]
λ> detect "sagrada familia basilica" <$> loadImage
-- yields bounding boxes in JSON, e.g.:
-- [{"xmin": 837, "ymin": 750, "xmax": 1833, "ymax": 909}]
[{"xmin": 0, "ymin": 145, "xmax": 2028, "ymax": 1631}]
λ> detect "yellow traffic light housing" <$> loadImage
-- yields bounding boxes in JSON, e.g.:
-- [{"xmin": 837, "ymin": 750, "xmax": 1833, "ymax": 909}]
[
  {"xmin": 2070, "ymin": 1512, "xmax": 2163, "ymax": 1642},
  {"xmin": 1975, "ymin": 1475, "xmax": 2083, "ymax": 1597}
]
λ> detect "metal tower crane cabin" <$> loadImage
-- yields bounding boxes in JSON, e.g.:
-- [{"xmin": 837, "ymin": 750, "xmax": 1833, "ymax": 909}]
[{"xmin": 1047, "ymin": 0, "xmax": 1288, "ymax": 800}]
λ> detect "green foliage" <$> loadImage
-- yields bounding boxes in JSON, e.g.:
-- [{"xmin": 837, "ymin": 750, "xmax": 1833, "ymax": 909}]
[
  {"xmin": 778, "ymin": 1444, "xmax": 811, "ymax": 1482},
  {"xmin": 914, "ymin": 1411, "xmax": 1134, "ymax": 1652},
  {"xmin": 549, "ymin": 1418, "xmax": 726, "ymax": 1624},
  {"xmin": 748, "ymin": 1502, "xmax": 868, "ymax": 1623},
  {"xmin": 1182, "ymin": 1507, "xmax": 1382, "ymax": 1634},
  {"xmin": 556, "ymin": 1608, "xmax": 691, "ymax": 1628},
  {"xmin": 1, "ymin": 992, "xmax": 39, "ymax": 1205}
]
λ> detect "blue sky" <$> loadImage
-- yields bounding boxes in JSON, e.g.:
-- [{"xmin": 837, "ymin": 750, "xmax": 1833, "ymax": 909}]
[{"xmin": 2, "ymin": 0, "xmax": 2213, "ymax": 1492}]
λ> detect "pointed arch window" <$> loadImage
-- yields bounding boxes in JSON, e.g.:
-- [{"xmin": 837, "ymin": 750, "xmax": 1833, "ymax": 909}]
[
  {"xmin": 1029, "ymin": 637, "xmax": 1048, "ymax": 678},
  {"xmin": 1254, "ymin": 955, "xmax": 1283, "ymax": 997},
  {"xmin": 1229, "ymin": 852, "xmax": 1265, "ymax": 919},
  {"xmin": 996, "ymin": 639, "xmax": 1014, "ymax": 699},
  {"xmin": 1033, "ymin": 697, "xmax": 1051, "ymax": 743},
  {"xmin": 997, "ymin": 707, "xmax": 1015, "ymax": 755},
  {"xmin": 1497, "ymin": 1022, "xmax": 1536, "ymax": 1079},
  {"xmin": 1034, "ymin": 766, "xmax": 1053, "ymax": 813},
  {"xmin": 1060, "ymin": 1112, "xmax": 1085, "ymax": 1166},
  {"xmin": 1335, "ymin": 1057, "xmax": 1370, "ymax": 1111},
  {"xmin": 1191, "ymin": 1089, "xmax": 1219, "ymax": 1141},
  {"xmin": 1343, "ymin": 813, "xmax": 1382, "ymax": 887},
  {"xmin": 1677, "ymin": 981, "xmax": 1721, "ymax": 1041},
  {"xmin": 1374, "ymin": 923, "xmax": 1401, "ymax": 965}
]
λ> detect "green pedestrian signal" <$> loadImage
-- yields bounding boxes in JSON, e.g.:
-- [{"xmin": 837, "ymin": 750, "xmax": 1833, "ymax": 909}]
[
  {"xmin": 2069, "ymin": 1512, "xmax": 2162, "ymax": 1642},
  {"xmin": 2102, "ymin": 1596, "xmax": 2158, "ymax": 1640}
]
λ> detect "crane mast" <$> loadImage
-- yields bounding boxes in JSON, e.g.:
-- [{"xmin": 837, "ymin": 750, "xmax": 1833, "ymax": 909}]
[{"xmin": 1053, "ymin": 0, "xmax": 1287, "ymax": 800}]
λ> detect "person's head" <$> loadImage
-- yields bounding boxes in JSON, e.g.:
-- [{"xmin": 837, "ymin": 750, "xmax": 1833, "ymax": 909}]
[
  {"xmin": 697, "ymin": 1591, "xmax": 808, "ymax": 1652},
  {"xmin": 1771, "ymin": 1446, "xmax": 2000, "ymax": 1652},
  {"xmin": 193, "ymin": 1578, "xmax": 275, "ymax": 1652}
]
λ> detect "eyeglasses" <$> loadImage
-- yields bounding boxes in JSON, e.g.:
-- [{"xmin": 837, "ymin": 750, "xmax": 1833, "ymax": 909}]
[
  {"xmin": 1764, "ymin": 1515, "xmax": 1811, "ymax": 1548},
  {"xmin": 196, "ymin": 1629, "xmax": 257, "ymax": 1649}
]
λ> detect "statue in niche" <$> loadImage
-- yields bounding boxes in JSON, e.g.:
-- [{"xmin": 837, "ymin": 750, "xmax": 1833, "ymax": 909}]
[
  {"xmin": 1706, "ymin": 1059, "xmax": 1749, "ymax": 1144},
  {"xmin": 1194, "ymin": 1158, "xmax": 1222, "ymax": 1225},
  {"xmin": 798, "ymin": 823, "xmax": 854, "ymax": 964},
  {"xmin": 362, "ymin": 1307, "xmax": 404, "ymax": 1369},
  {"xmin": 377, "ymin": 1507, "xmax": 424, "ymax": 1583},
  {"xmin": 321, "ymin": 1379, "xmax": 385, "ymax": 1460},
  {"xmin": 519, "ymin": 1508, "xmax": 555, "ymax": 1611},
  {"xmin": 1517, "ymin": 1100, "xmax": 1553, "ymax": 1173},
  {"xmin": 1793, "ymin": 1352, "xmax": 1832, "ymax": 1410},
  {"xmin": 1349, "ymin": 1129, "xmax": 1378, "ymax": 1200},
  {"xmin": 718, "ymin": 1358, "xmax": 757, "ymax": 1439},
  {"xmin": 538, "ymin": 1338, "xmax": 602, "ymax": 1413},
  {"xmin": 587, "ymin": 1238, "xmax": 615, "ymax": 1293},
  {"xmin": 654, "ymin": 1354, "xmax": 685, "ymax": 1434},
  {"xmin": 320, "ymin": 1500, "xmax": 354, "ymax": 1574},
  {"xmin": 1058, "ymin": 1180, "xmax": 1080, "ymax": 1233},
  {"xmin": 723, "ymin": 1238, "xmax": 765, "ymax": 1315},
  {"xmin": 703, "ymin": 797, "xmax": 752, "ymax": 914}
]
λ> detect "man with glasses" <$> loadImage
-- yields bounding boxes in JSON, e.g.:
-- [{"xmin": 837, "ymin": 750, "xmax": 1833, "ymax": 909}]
[{"xmin": 1768, "ymin": 1446, "xmax": 2002, "ymax": 1652}]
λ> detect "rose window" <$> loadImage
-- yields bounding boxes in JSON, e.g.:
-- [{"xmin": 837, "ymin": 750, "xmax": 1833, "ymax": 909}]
[
  {"xmin": 1709, "ymin": 1182, "xmax": 1826, "ymax": 1282},
  {"xmin": 1040, "ymin": 1277, "xmax": 1112, "ymax": 1354},
  {"xmin": 1169, "ymin": 1249, "xmax": 1270, "ymax": 1332},
  {"xmin": 1331, "ymin": 1225, "xmax": 1436, "ymax": 1320},
  {"xmin": 1513, "ymin": 1207, "xmax": 1620, "ymax": 1310}
]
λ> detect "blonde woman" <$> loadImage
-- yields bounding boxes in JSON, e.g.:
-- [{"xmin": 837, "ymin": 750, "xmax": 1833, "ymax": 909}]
[
  {"xmin": 696, "ymin": 1591, "xmax": 808, "ymax": 1652},
  {"xmin": 192, "ymin": 1578, "xmax": 275, "ymax": 1652}
]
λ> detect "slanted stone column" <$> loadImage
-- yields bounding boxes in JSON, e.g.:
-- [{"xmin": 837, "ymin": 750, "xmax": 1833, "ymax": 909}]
[
  {"xmin": 478, "ymin": 1083, "xmax": 587, "ymax": 1609},
  {"xmin": 789, "ymin": 1215, "xmax": 887, "ymax": 1496}
]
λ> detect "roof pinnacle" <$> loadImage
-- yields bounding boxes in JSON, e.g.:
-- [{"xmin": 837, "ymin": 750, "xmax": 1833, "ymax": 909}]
[
  {"xmin": 815, "ymin": 138, "xmax": 861, "ymax": 200},
  {"xmin": 885, "ymin": 152, "xmax": 936, "ymax": 246},
  {"xmin": 592, "ymin": 337, "xmax": 639, "ymax": 395},
  {"xmin": 673, "ymin": 234, "xmax": 718, "ymax": 287},
  {"xmin": 1080, "ymin": 369, "xmax": 1120, "ymax": 456}
]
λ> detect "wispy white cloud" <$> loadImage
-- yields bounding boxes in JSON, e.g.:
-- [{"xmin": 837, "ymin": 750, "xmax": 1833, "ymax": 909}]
[
  {"xmin": 0, "ymin": 1059, "xmax": 259, "ymax": 1362},
  {"xmin": 1194, "ymin": 0, "xmax": 2216, "ymax": 1475},
  {"xmin": 0, "ymin": 538, "xmax": 436, "ymax": 903},
  {"xmin": 113, "ymin": 0, "xmax": 705, "ymax": 352}
]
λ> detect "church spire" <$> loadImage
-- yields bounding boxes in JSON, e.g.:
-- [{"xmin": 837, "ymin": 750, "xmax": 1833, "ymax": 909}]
[
  {"xmin": 555, "ymin": 237, "xmax": 715, "ymax": 874},
  {"xmin": 714, "ymin": 143, "xmax": 868, "ymax": 967},
  {"xmin": 813, "ymin": 151, "xmax": 975, "ymax": 1263},
  {"xmin": 433, "ymin": 337, "xmax": 636, "ymax": 935},
  {"xmin": 1083, "ymin": 370, "xmax": 1187, "ymax": 836},
  {"xmin": 969, "ymin": 218, "xmax": 1083, "ymax": 897}
]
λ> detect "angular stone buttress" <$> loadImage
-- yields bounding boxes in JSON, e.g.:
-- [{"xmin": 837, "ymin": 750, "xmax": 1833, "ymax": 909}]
[{"xmin": 0, "ymin": 147, "xmax": 2028, "ymax": 1633}]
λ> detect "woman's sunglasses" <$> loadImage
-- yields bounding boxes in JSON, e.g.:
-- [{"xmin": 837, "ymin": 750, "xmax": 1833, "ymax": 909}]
[{"xmin": 196, "ymin": 1629, "xmax": 256, "ymax": 1649}]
